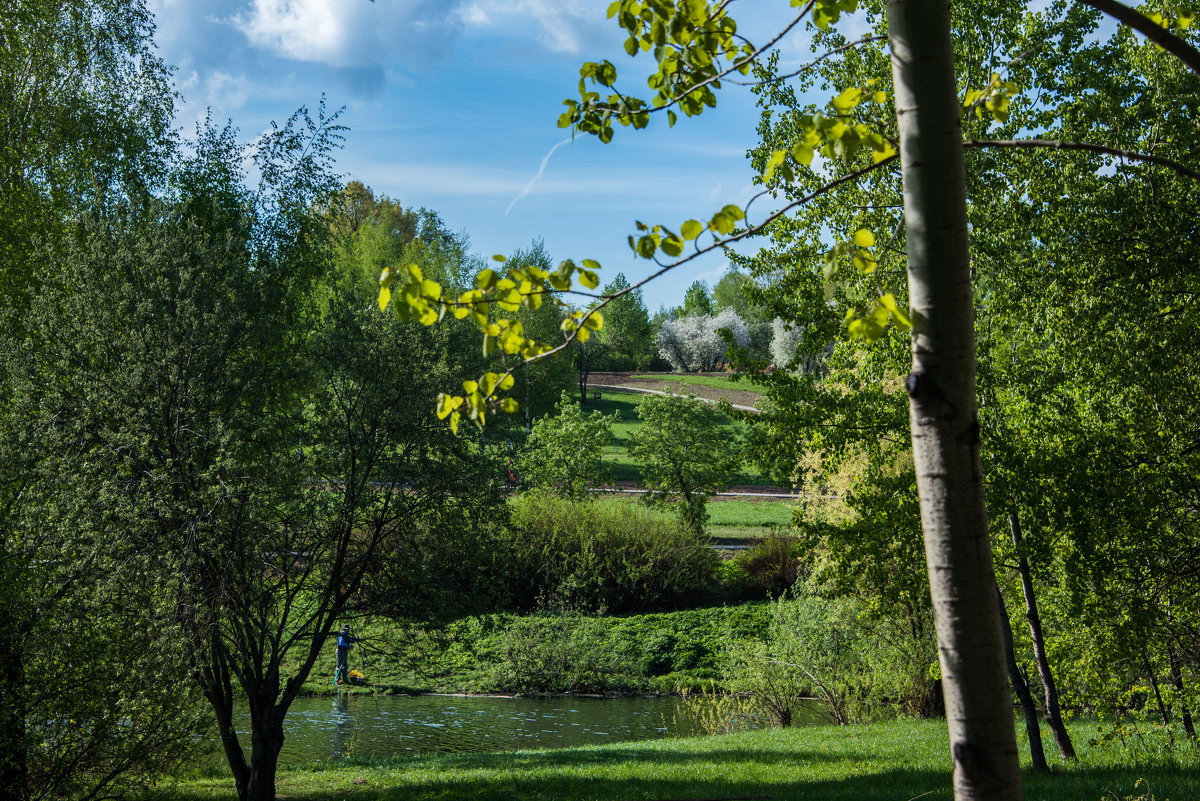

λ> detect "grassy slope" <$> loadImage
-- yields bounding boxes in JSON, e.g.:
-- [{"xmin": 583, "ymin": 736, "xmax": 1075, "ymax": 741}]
[{"xmin": 164, "ymin": 718, "xmax": 1199, "ymax": 800}]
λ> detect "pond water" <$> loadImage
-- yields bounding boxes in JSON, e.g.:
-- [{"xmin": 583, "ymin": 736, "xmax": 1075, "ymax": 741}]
[{"xmin": 232, "ymin": 694, "xmax": 828, "ymax": 768}]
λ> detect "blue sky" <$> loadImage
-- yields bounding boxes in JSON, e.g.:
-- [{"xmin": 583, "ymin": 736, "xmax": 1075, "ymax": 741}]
[{"xmin": 149, "ymin": 1, "xmax": 833, "ymax": 311}]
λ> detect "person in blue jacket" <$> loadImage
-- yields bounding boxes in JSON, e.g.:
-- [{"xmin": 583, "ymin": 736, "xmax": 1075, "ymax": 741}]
[{"xmin": 334, "ymin": 625, "xmax": 359, "ymax": 685}]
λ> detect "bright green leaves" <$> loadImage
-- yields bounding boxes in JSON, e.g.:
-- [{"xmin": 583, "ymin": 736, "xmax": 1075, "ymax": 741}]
[
  {"xmin": 626, "ymin": 219, "xmax": 684, "ymax": 260},
  {"xmin": 823, "ymin": 228, "xmax": 880, "ymax": 282},
  {"xmin": 708, "ymin": 204, "xmax": 744, "ymax": 235},
  {"xmin": 561, "ymin": 308, "xmax": 605, "ymax": 343},
  {"xmin": 762, "ymin": 85, "xmax": 895, "ymax": 186},
  {"xmin": 845, "ymin": 293, "xmax": 910, "ymax": 343},
  {"xmin": 680, "ymin": 219, "xmax": 704, "ymax": 240},
  {"xmin": 623, "ymin": 204, "xmax": 745, "ymax": 261},
  {"xmin": 436, "ymin": 371, "xmax": 518, "ymax": 433},
  {"xmin": 964, "ymin": 73, "xmax": 1020, "ymax": 124},
  {"xmin": 379, "ymin": 256, "xmax": 606, "ymax": 430},
  {"xmin": 810, "ymin": 0, "xmax": 860, "ymax": 31},
  {"xmin": 820, "ymin": 228, "xmax": 910, "ymax": 343},
  {"xmin": 377, "ymin": 263, "xmax": 442, "ymax": 325},
  {"xmin": 1149, "ymin": 5, "xmax": 1195, "ymax": 31},
  {"xmin": 562, "ymin": 1, "xmax": 754, "ymax": 142}
]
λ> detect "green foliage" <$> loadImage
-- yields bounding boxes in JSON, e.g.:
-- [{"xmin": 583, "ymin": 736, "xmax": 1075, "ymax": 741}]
[
  {"xmin": 725, "ymin": 533, "xmax": 805, "ymax": 601},
  {"xmin": 507, "ymin": 241, "xmax": 578, "ymax": 421},
  {"xmin": 595, "ymin": 273, "xmax": 654, "ymax": 370},
  {"xmin": 505, "ymin": 493, "xmax": 720, "ymax": 614},
  {"xmin": 517, "ymin": 392, "xmax": 616, "ymax": 500},
  {"xmin": 432, "ymin": 603, "xmax": 773, "ymax": 695},
  {"xmin": 627, "ymin": 392, "xmax": 742, "ymax": 535},
  {"xmin": 732, "ymin": 587, "xmax": 876, "ymax": 726},
  {"xmin": 682, "ymin": 279, "xmax": 714, "ymax": 317}
]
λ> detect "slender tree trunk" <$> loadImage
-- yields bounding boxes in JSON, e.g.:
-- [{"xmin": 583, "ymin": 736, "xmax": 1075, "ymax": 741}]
[
  {"xmin": 203, "ymin": 646, "xmax": 250, "ymax": 797},
  {"xmin": 888, "ymin": 2, "xmax": 1023, "ymax": 798},
  {"xmin": 996, "ymin": 585, "xmax": 1047, "ymax": 772},
  {"xmin": 1144, "ymin": 654, "xmax": 1175, "ymax": 747},
  {"xmin": 0, "ymin": 614, "xmax": 27, "ymax": 801},
  {"xmin": 1168, "ymin": 646, "xmax": 1196, "ymax": 739},
  {"xmin": 1008, "ymin": 511, "xmax": 1075, "ymax": 759}
]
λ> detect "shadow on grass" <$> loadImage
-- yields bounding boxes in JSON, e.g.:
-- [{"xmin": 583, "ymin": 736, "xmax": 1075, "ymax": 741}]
[{"xmin": 167, "ymin": 751, "xmax": 1200, "ymax": 801}]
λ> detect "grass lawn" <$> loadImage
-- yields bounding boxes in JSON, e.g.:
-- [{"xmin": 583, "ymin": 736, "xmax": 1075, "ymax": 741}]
[{"xmin": 162, "ymin": 718, "xmax": 1200, "ymax": 800}]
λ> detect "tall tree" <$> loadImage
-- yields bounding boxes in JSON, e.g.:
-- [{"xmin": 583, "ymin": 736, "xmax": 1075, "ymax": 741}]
[
  {"xmin": 596, "ymin": 272, "xmax": 654, "ymax": 370},
  {"xmin": 0, "ymin": 3, "xmax": 176, "ymax": 799},
  {"xmin": 627, "ymin": 392, "xmax": 741, "ymax": 536},
  {"xmin": 29, "ymin": 112, "xmax": 508, "ymax": 801}
]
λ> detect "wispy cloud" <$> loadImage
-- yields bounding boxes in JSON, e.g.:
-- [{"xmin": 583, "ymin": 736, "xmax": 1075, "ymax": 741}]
[
  {"xmin": 506, "ymin": 136, "xmax": 573, "ymax": 215},
  {"xmin": 454, "ymin": 0, "xmax": 599, "ymax": 54},
  {"xmin": 230, "ymin": 0, "xmax": 463, "ymax": 70}
]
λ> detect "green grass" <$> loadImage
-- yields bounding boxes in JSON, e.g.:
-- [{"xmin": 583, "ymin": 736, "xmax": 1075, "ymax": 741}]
[
  {"xmin": 707, "ymin": 498, "xmax": 795, "ymax": 527},
  {"xmin": 160, "ymin": 718, "xmax": 1200, "ymax": 800}
]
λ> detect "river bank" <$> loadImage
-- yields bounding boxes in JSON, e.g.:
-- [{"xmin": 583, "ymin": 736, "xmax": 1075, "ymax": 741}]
[{"xmin": 162, "ymin": 717, "xmax": 1200, "ymax": 801}]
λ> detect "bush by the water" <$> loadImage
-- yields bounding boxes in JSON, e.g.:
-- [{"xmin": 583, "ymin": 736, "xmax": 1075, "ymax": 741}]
[
  {"xmin": 428, "ymin": 604, "xmax": 773, "ymax": 694},
  {"xmin": 721, "ymin": 532, "xmax": 806, "ymax": 600},
  {"xmin": 505, "ymin": 492, "xmax": 720, "ymax": 614}
]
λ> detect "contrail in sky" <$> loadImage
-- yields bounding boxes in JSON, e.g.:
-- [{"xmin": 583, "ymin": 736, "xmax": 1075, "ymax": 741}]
[{"xmin": 505, "ymin": 136, "xmax": 573, "ymax": 215}]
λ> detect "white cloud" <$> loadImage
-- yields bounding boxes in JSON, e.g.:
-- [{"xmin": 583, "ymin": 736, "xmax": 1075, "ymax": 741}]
[
  {"xmin": 455, "ymin": 0, "xmax": 602, "ymax": 54},
  {"xmin": 230, "ymin": 0, "xmax": 462, "ymax": 69},
  {"xmin": 695, "ymin": 262, "xmax": 730, "ymax": 283}
]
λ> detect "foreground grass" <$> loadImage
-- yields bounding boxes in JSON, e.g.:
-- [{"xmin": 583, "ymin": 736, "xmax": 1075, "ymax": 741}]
[{"xmin": 163, "ymin": 718, "xmax": 1200, "ymax": 801}]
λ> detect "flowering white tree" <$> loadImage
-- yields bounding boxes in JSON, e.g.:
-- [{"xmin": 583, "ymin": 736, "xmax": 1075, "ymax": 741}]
[
  {"xmin": 658, "ymin": 310, "xmax": 749, "ymax": 371},
  {"xmin": 770, "ymin": 318, "xmax": 805, "ymax": 369}
]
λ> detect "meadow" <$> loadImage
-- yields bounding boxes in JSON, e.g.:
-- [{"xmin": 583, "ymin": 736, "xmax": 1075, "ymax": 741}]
[{"xmin": 162, "ymin": 718, "xmax": 1200, "ymax": 801}]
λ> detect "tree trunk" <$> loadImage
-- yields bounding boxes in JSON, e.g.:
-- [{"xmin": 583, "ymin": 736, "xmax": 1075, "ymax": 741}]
[
  {"xmin": 203, "ymin": 645, "xmax": 250, "ymax": 797},
  {"xmin": 1008, "ymin": 510, "xmax": 1075, "ymax": 759},
  {"xmin": 888, "ymin": 2, "xmax": 1024, "ymax": 799},
  {"xmin": 1168, "ymin": 646, "xmax": 1196, "ymax": 739},
  {"xmin": 1144, "ymin": 654, "xmax": 1174, "ymax": 747},
  {"xmin": 0, "ymin": 615, "xmax": 27, "ymax": 801},
  {"xmin": 996, "ymin": 585, "xmax": 1047, "ymax": 772},
  {"xmin": 244, "ymin": 706, "xmax": 286, "ymax": 801}
]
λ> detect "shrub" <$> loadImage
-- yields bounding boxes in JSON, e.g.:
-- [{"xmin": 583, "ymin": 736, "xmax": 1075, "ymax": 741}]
[
  {"xmin": 480, "ymin": 609, "xmax": 642, "ymax": 694},
  {"xmin": 505, "ymin": 493, "xmax": 721, "ymax": 614},
  {"xmin": 725, "ymin": 532, "xmax": 805, "ymax": 600}
]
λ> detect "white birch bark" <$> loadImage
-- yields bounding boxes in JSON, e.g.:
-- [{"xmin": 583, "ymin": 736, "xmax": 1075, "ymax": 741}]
[{"xmin": 887, "ymin": 1, "xmax": 1024, "ymax": 798}]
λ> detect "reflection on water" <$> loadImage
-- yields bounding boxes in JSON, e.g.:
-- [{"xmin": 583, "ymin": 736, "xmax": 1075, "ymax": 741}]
[{"xmin": 226, "ymin": 694, "xmax": 827, "ymax": 768}]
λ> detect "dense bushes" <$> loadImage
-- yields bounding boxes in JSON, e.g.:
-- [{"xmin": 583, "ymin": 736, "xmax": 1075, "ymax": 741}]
[
  {"xmin": 435, "ymin": 604, "xmax": 773, "ymax": 694},
  {"xmin": 722, "ymin": 533, "xmax": 806, "ymax": 600},
  {"xmin": 504, "ymin": 493, "xmax": 721, "ymax": 614}
]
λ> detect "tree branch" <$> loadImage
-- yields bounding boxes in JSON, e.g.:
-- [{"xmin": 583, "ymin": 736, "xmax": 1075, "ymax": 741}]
[
  {"xmin": 1076, "ymin": 0, "xmax": 1200, "ymax": 76},
  {"xmin": 965, "ymin": 139, "xmax": 1200, "ymax": 182},
  {"xmin": 730, "ymin": 36, "xmax": 889, "ymax": 87}
]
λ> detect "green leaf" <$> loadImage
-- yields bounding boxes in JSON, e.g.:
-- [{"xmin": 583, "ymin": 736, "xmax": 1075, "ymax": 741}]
[
  {"xmin": 853, "ymin": 229, "xmax": 876, "ymax": 248},
  {"xmin": 681, "ymin": 219, "xmax": 703, "ymax": 240},
  {"xmin": 377, "ymin": 286, "xmax": 391, "ymax": 311}
]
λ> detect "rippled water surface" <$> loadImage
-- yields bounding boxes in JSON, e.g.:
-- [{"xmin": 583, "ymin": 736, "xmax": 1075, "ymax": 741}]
[{"xmin": 265, "ymin": 695, "xmax": 701, "ymax": 766}]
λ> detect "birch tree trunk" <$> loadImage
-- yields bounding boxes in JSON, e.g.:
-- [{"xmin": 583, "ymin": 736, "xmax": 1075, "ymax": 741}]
[{"xmin": 887, "ymin": 1, "xmax": 1023, "ymax": 798}]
